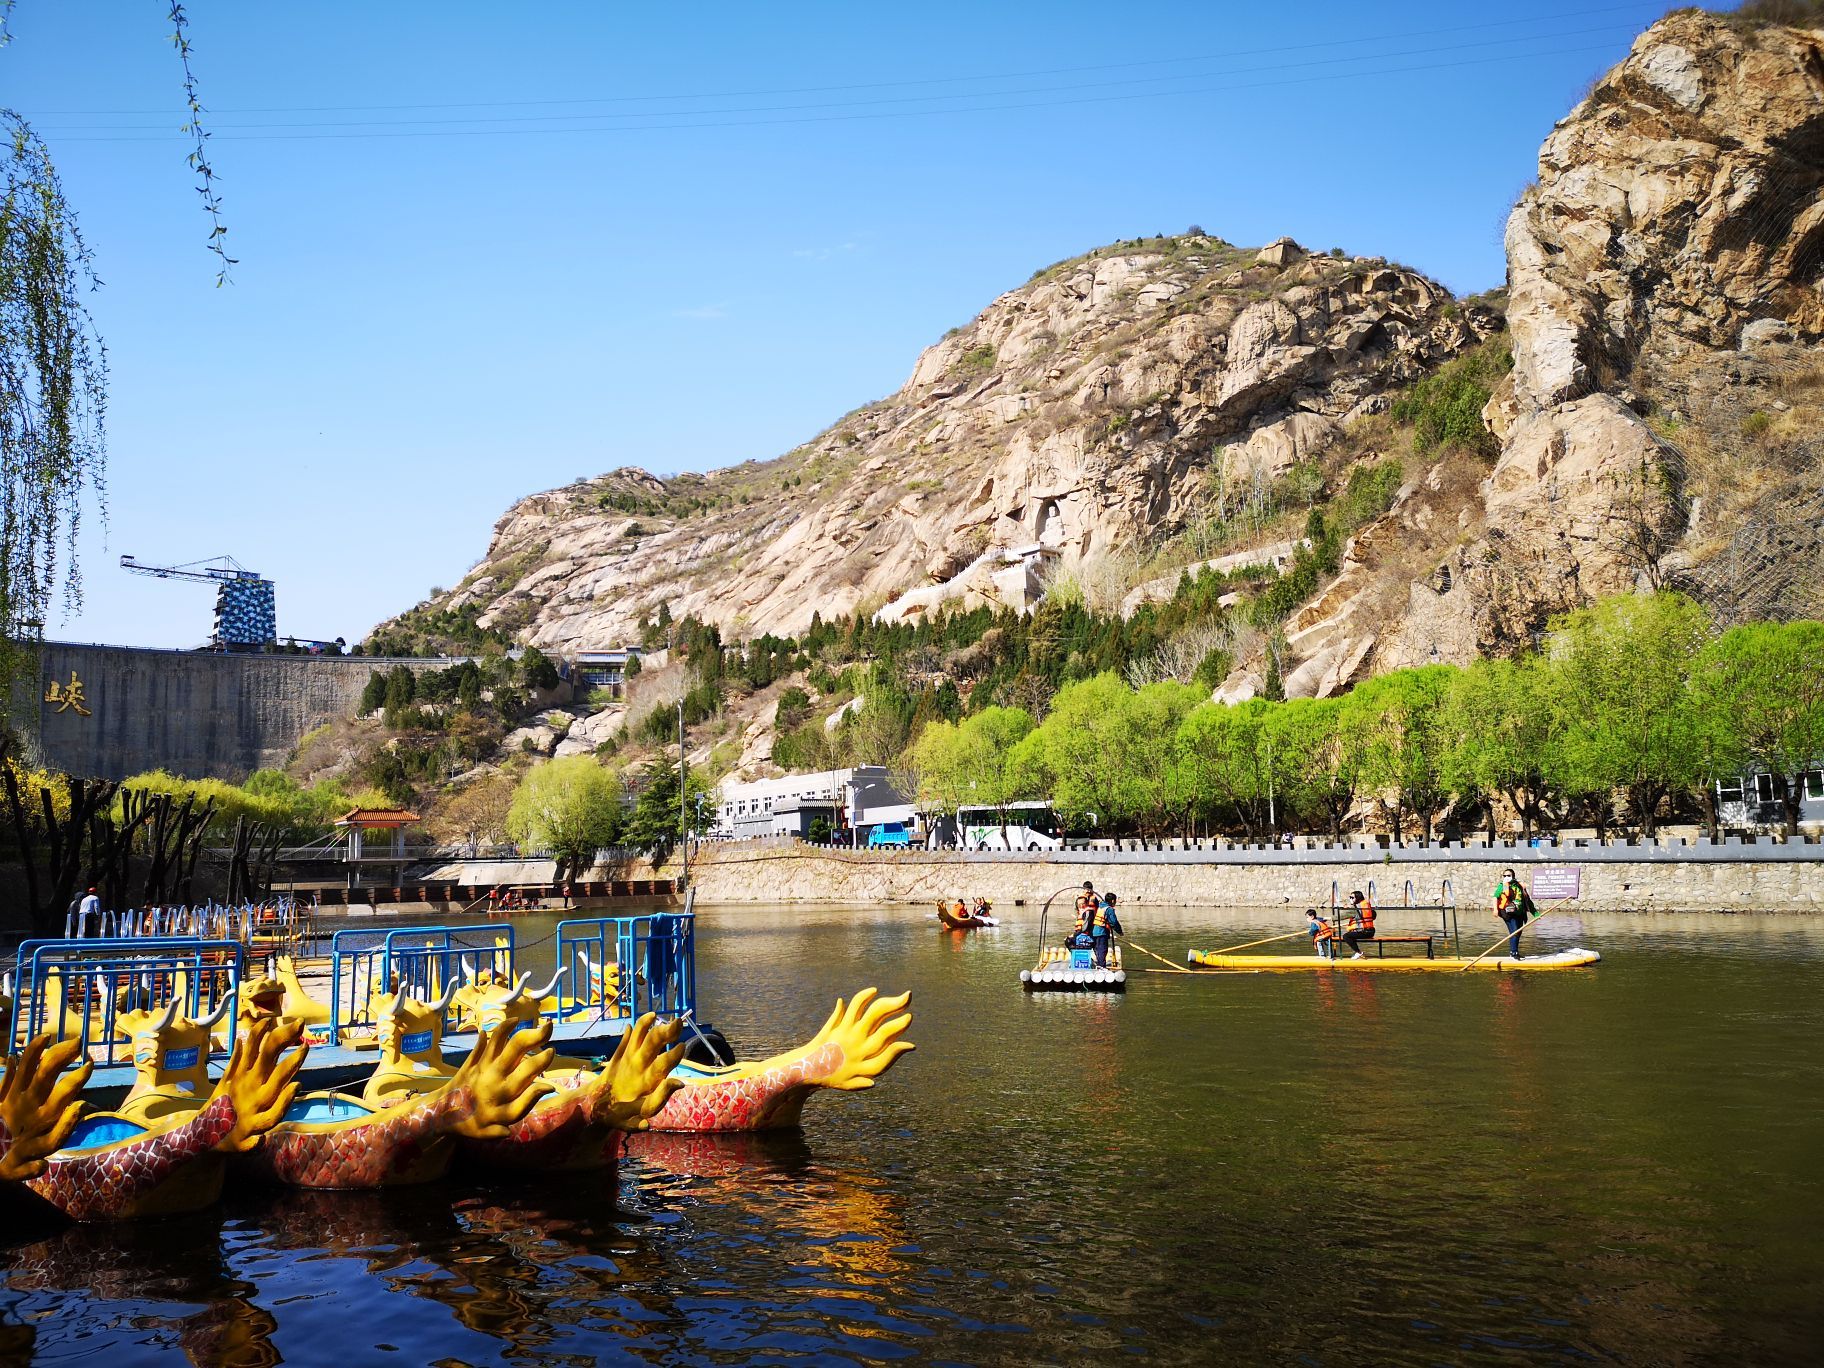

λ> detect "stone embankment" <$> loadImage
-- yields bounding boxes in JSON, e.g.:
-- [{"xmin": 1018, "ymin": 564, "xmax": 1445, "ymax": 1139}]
[{"xmin": 681, "ymin": 838, "xmax": 1823, "ymax": 913}]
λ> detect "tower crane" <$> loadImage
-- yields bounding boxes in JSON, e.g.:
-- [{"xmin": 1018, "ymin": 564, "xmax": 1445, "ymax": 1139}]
[{"xmin": 120, "ymin": 554, "xmax": 277, "ymax": 652}]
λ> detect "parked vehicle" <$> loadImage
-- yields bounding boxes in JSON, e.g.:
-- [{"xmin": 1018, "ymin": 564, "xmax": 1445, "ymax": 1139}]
[
  {"xmin": 867, "ymin": 822, "xmax": 914, "ymax": 849},
  {"xmin": 953, "ymin": 802, "xmax": 1064, "ymax": 852}
]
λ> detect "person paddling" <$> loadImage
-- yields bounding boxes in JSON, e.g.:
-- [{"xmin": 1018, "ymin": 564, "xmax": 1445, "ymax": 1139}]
[
  {"xmin": 1341, "ymin": 890, "xmax": 1377, "ymax": 959},
  {"xmin": 1493, "ymin": 868, "xmax": 1534, "ymax": 959},
  {"xmin": 1090, "ymin": 891, "xmax": 1124, "ymax": 967},
  {"xmin": 1306, "ymin": 907, "xmax": 1337, "ymax": 960}
]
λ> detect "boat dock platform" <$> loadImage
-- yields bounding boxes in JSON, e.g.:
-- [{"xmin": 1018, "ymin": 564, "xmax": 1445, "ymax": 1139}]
[{"xmin": 7, "ymin": 913, "xmax": 706, "ymax": 1101}]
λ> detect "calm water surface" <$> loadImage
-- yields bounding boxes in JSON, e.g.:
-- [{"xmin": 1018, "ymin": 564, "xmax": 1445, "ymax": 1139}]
[{"xmin": 2, "ymin": 902, "xmax": 1821, "ymax": 1365}]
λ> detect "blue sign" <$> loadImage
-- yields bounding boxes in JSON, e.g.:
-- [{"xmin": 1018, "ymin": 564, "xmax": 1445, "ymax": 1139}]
[
  {"xmin": 162, "ymin": 1046, "xmax": 200, "ymax": 1070},
  {"xmin": 400, "ymin": 1030, "xmax": 434, "ymax": 1054}
]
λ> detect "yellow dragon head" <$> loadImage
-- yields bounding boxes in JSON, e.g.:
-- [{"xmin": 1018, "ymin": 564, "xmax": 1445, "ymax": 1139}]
[
  {"xmin": 123, "ymin": 993, "xmax": 236, "ymax": 1106},
  {"xmin": 375, "ymin": 978, "xmax": 462, "ymax": 1075}
]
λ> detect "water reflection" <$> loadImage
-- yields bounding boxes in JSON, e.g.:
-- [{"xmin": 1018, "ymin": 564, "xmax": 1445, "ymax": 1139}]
[
  {"xmin": 2, "ymin": 1217, "xmax": 278, "ymax": 1367},
  {"xmin": 0, "ymin": 906, "xmax": 1820, "ymax": 1364}
]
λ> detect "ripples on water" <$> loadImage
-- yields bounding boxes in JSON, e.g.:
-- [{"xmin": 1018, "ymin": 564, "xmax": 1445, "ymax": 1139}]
[{"xmin": 3, "ymin": 906, "xmax": 1822, "ymax": 1365}]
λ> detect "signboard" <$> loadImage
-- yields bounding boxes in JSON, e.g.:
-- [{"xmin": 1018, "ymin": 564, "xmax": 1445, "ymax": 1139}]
[{"xmin": 1530, "ymin": 866, "xmax": 1581, "ymax": 900}]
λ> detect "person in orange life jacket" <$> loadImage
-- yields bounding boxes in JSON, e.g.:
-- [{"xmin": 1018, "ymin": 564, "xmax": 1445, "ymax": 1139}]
[
  {"xmin": 1069, "ymin": 882, "xmax": 1098, "ymax": 947},
  {"xmin": 1090, "ymin": 892, "xmax": 1123, "ymax": 967},
  {"xmin": 1341, "ymin": 890, "xmax": 1377, "ymax": 958},
  {"xmin": 1493, "ymin": 868, "xmax": 1534, "ymax": 959},
  {"xmin": 1306, "ymin": 907, "xmax": 1337, "ymax": 959}
]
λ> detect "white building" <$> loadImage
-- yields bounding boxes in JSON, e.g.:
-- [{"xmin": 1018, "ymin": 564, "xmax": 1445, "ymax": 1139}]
[
  {"xmin": 1717, "ymin": 765, "xmax": 1824, "ymax": 832},
  {"xmin": 716, "ymin": 766, "xmax": 913, "ymax": 841}
]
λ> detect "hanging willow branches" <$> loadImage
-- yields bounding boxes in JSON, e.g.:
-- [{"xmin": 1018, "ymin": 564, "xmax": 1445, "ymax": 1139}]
[
  {"xmin": 0, "ymin": 112, "xmax": 108, "ymax": 691},
  {"xmin": 167, "ymin": 2, "xmax": 233, "ymax": 285}
]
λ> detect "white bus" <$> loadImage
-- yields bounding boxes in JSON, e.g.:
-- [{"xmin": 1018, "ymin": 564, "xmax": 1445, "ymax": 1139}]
[{"xmin": 953, "ymin": 801, "xmax": 1065, "ymax": 851}]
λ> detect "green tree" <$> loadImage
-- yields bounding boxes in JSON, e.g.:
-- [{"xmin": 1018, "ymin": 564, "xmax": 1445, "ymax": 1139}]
[
  {"xmin": 1, "ymin": 115, "xmax": 108, "ymax": 694},
  {"xmin": 520, "ymin": 645, "xmax": 560, "ymax": 691},
  {"xmin": 1266, "ymin": 696, "xmax": 1360, "ymax": 840},
  {"xmin": 624, "ymin": 761, "xmax": 713, "ymax": 865},
  {"xmin": 506, "ymin": 756, "xmax": 624, "ymax": 881},
  {"xmin": 1546, "ymin": 592, "xmax": 1711, "ymax": 836},
  {"xmin": 1173, "ymin": 698, "xmax": 1273, "ymax": 837},
  {"xmin": 1692, "ymin": 620, "xmax": 1824, "ymax": 836},
  {"xmin": 1441, "ymin": 657, "xmax": 1563, "ymax": 841},
  {"xmin": 1009, "ymin": 674, "xmax": 1142, "ymax": 830},
  {"xmin": 908, "ymin": 705, "xmax": 1035, "ymax": 833},
  {"xmin": 358, "ymin": 671, "xmax": 387, "ymax": 715},
  {"xmin": 1342, "ymin": 665, "xmax": 1457, "ymax": 842}
]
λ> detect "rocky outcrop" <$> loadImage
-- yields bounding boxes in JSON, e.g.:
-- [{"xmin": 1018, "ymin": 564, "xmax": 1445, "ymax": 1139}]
[
  {"xmin": 1389, "ymin": 8, "xmax": 1824, "ymax": 659},
  {"xmin": 390, "ymin": 9, "xmax": 1823, "ymax": 690},
  {"xmin": 403, "ymin": 239, "xmax": 1494, "ymax": 651}
]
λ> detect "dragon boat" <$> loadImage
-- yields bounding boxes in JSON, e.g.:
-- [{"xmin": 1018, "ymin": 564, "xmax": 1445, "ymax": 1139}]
[
  {"xmin": 1, "ymin": 1000, "xmax": 307, "ymax": 1223},
  {"xmin": 645, "ymin": 987, "xmax": 914, "ymax": 1131},
  {"xmin": 1184, "ymin": 947, "xmax": 1603, "ymax": 971},
  {"xmin": 360, "ymin": 969, "xmax": 686, "ymax": 1173},
  {"xmin": 936, "ymin": 901, "xmax": 997, "ymax": 931},
  {"xmin": 235, "ymin": 980, "xmax": 563, "ymax": 1189}
]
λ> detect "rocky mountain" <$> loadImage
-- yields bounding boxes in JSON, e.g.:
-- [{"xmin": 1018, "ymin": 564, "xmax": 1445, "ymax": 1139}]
[
  {"xmin": 406, "ymin": 237, "xmax": 1496, "ymax": 653},
  {"xmin": 1387, "ymin": 5, "xmax": 1824, "ymax": 669},
  {"xmin": 390, "ymin": 8, "xmax": 1823, "ymax": 700}
]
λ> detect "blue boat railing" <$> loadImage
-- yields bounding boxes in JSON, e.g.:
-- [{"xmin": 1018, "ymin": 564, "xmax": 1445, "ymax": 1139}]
[
  {"xmin": 327, "ymin": 924, "xmax": 515, "ymax": 1045},
  {"xmin": 9, "ymin": 937, "xmax": 245, "ymax": 1066},
  {"xmin": 554, "ymin": 912, "xmax": 695, "ymax": 1025}
]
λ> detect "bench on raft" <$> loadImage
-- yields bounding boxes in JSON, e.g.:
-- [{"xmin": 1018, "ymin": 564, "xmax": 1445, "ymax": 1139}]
[{"xmin": 1355, "ymin": 934, "xmax": 1437, "ymax": 959}]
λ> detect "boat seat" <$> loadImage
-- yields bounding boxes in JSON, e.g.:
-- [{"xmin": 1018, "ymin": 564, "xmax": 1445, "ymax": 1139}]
[{"xmin": 1368, "ymin": 935, "xmax": 1436, "ymax": 960}]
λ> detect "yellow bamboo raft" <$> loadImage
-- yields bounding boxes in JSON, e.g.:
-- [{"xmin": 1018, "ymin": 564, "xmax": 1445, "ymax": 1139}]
[{"xmin": 1185, "ymin": 948, "xmax": 1602, "ymax": 972}]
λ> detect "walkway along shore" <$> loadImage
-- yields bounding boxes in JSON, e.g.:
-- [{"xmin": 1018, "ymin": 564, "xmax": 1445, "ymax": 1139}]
[{"xmin": 668, "ymin": 837, "xmax": 1824, "ymax": 913}]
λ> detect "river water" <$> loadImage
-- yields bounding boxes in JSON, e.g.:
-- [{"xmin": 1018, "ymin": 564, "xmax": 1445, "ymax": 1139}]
[{"xmin": 2, "ymin": 902, "xmax": 1820, "ymax": 1365}]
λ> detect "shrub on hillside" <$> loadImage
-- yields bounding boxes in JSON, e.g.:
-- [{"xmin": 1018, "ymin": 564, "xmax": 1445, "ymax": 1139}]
[{"xmin": 1391, "ymin": 336, "xmax": 1511, "ymax": 458}]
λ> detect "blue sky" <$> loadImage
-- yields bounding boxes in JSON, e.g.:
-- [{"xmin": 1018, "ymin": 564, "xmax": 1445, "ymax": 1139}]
[{"xmin": 7, "ymin": 0, "xmax": 1671, "ymax": 649}]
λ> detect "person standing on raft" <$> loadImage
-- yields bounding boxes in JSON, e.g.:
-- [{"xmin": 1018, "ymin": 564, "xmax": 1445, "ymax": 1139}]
[
  {"xmin": 1090, "ymin": 891, "xmax": 1123, "ymax": 967},
  {"xmin": 1341, "ymin": 890, "xmax": 1377, "ymax": 958},
  {"xmin": 1494, "ymin": 869, "xmax": 1534, "ymax": 959}
]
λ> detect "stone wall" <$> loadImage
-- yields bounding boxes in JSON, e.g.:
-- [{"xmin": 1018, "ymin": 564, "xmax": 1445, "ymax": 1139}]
[
  {"xmin": 682, "ymin": 844, "xmax": 1823, "ymax": 913},
  {"xmin": 23, "ymin": 642, "xmax": 451, "ymax": 781}
]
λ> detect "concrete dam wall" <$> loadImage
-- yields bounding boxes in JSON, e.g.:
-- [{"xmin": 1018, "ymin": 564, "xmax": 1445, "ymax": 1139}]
[{"xmin": 25, "ymin": 642, "xmax": 445, "ymax": 781}]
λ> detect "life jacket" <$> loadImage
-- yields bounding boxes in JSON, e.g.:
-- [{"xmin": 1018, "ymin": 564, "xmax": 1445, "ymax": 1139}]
[
  {"xmin": 1092, "ymin": 902, "xmax": 1116, "ymax": 932},
  {"xmin": 1309, "ymin": 919, "xmax": 1334, "ymax": 942},
  {"xmin": 1352, "ymin": 900, "xmax": 1376, "ymax": 930}
]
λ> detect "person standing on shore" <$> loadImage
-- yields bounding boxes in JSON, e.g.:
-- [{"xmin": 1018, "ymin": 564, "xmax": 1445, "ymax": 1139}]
[{"xmin": 1493, "ymin": 869, "xmax": 1534, "ymax": 959}]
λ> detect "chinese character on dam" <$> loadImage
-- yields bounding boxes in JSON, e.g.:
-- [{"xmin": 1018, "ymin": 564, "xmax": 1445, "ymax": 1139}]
[{"xmin": 44, "ymin": 670, "xmax": 91, "ymax": 717}]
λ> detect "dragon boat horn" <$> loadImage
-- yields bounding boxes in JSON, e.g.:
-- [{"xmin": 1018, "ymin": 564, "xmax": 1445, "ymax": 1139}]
[
  {"xmin": 524, "ymin": 966, "xmax": 566, "ymax": 1001},
  {"xmin": 388, "ymin": 987, "xmax": 412, "ymax": 1018},
  {"xmin": 500, "ymin": 972, "xmax": 534, "ymax": 1005},
  {"xmin": 196, "ymin": 994, "xmax": 235, "ymax": 1029},
  {"xmin": 432, "ymin": 977, "xmax": 462, "ymax": 1015},
  {"xmin": 148, "ymin": 997, "xmax": 183, "ymax": 1032},
  {"xmin": 462, "ymin": 960, "xmax": 478, "ymax": 984}
]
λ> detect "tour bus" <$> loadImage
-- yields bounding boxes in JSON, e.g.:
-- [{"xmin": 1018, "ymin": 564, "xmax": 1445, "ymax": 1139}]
[{"xmin": 951, "ymin": 801, "xmax": 1066, "ymax": 851}]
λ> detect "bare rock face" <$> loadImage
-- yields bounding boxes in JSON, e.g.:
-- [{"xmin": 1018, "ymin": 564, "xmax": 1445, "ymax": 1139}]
[
  {"xmin": 394, "ymin": 238, "xmax": 1493, "ymax": 651},
  {"xmin": 1390, "ymin": 9, "xmax": 1824, "ymax": 659}
]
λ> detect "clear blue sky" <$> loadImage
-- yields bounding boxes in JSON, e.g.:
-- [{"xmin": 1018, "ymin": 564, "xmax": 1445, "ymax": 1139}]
[{"xmin": 7, "ymin": 0, "xmax": 1671, "ymax": 649}]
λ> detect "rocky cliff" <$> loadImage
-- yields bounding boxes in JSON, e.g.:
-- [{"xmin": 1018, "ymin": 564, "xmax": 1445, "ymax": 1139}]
[
  {"xmin": 392, "ymin": 8, "xmax": 1823, "ymax": 694},
  {"xmin": 1386, "ymin": 6, "xmax": 1824, "ymax": 668},
  {"xmin": 407, "ymin": 236, "xmax": 1496, "ymax": 655}
]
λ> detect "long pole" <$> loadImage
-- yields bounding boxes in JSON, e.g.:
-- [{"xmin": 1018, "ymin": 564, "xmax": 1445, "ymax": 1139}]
[{"xmin": 677, "ymin": 698, "xmax": 688, "ymax": 893}]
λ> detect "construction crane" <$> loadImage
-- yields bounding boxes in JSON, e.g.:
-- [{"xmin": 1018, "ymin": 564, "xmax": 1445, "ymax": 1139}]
[{"xmin": 120, "ymin": 554, "xmax": 277, "ymax": 652}]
